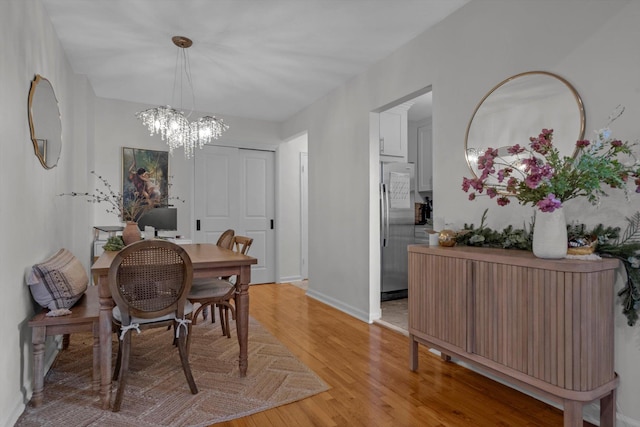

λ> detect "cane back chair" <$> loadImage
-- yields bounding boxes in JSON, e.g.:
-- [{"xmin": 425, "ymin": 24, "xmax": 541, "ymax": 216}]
[{"xmin": 108, "ymin": 240, "xmax": 198, "ymax": 412}]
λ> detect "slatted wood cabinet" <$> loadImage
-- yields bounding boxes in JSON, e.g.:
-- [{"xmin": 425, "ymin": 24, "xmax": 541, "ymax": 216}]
[{"xmin": 408, "ymin": 245, "xmax": 620, "ymax": 427}]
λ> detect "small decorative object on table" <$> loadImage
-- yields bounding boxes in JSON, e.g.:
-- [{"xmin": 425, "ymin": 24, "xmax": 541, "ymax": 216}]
[
  {"xmin": 567, "ymin": 236, "xmax": 597, "ymax": 255},
  {"xmin": 122, "ymin": 221, "xmax": 141, "ymax": 245},
  {"xmin": 102, "ymin": 236, "xmax": 125, "ymax": 252},
  {"xmin": 438, "ymin": 229, "xmax": 457, "ymax": 247},
  {"xmin": 462, "ymin": 106, "xmax": 640, "ymax": 259},
  {"xmin": 567, "ymin": 224, "xmax": 598, "ymax": 255}
]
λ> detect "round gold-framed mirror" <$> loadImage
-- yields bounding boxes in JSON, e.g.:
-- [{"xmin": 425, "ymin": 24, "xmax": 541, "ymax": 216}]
[
  {"xmin": 28, "ymin": 74, "xmax": 62, "ymax": 169},
  {"xmin": 464, "ymin": 71, "xmax": 585, "ymax": 185}
]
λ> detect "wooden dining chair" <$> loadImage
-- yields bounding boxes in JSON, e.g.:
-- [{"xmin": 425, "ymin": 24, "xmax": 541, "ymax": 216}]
[
  {"xmin": 198, "ymin": 229, "xmax": 234, "ymax": 324},
  {"xmin": 108, "ymin": 240, "xmax": 198, "ymax": 412},
  {"xmin": 188, "ymin": 235, "xmax": 253, "ymax": 338},
  {"xmin": 217, "ymin": 229, "xmax": 235, "ymax": 250}
]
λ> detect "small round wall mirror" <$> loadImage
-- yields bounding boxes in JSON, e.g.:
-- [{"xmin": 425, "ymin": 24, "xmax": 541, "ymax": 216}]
[
  {"xmin": 464, "ymin": 71, "xmax": 585, "ymax": 185},
  {"xmin": 28, "ymin": 74, "xmax": 62, "ymax": 169}
]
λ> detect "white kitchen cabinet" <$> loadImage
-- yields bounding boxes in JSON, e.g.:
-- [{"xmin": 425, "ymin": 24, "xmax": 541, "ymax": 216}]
[
  {"xmin": 379, "ymin": 103, "xmax": 411, "ymax": 160},
  {"xmin": 417, "ymin": 120, "xmax": 432, "ymax": 191}
]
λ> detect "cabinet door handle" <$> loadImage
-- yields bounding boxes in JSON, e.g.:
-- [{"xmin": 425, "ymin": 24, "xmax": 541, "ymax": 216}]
[{"xmin": 380, "ymin": 137, "xmax": 384, "ymax": 152}]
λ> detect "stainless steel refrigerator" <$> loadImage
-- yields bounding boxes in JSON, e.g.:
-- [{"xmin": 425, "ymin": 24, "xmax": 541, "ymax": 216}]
[{"xmin": 380, "ymin": 162, "xmax": 414, "ymax": 301}]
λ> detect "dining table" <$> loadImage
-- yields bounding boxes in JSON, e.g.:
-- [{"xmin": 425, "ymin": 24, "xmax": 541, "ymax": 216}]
[{"xmin": 91, "ymin": 242, "xmax": 257, "ymax": 410}]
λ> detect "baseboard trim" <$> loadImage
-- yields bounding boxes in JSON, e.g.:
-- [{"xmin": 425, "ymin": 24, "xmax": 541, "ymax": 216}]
[
  {"xmin": 278, "ymin": 275, "xmax": 304, "ymax": 283},
  {"xmin": 305, "ymin": 288, "xmax": 370, "ymax": 323}
]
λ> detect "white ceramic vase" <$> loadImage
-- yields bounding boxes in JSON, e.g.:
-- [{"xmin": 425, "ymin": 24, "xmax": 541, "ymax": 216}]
[{"xmin": 532, "ymin": 207, "xmax": 567, "ymax": 259}]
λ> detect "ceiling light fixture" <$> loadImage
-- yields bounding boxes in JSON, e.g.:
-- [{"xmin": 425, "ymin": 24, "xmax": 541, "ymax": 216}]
[{"xmin": 136, "ymin": 36, "xmax": 228, "ymax": 159}]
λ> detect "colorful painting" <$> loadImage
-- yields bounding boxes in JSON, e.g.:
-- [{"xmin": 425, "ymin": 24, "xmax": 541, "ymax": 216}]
[{"xmin": 121, "ymin": 147, "xmax": 169, "ymax": 220}]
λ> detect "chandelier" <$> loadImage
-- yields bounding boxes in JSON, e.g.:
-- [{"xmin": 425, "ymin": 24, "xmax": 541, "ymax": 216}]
[{"xmin": 136, "ymin": 36, "xmax": 228, "ymax": 159}]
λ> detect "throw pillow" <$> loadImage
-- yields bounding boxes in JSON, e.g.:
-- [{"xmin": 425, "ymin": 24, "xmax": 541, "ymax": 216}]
[{"xmin": 27, "ymin": 249, "xmax": 88, "ymax": 311}]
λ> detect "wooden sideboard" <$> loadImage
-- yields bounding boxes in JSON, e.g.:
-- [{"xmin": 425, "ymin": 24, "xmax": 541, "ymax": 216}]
[{"xmin": 408, "ymin": 245, "xmax": 620, "ymax": 427}]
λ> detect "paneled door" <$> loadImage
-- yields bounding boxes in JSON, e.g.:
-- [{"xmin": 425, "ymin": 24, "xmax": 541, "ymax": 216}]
[{"xmin": 194, "ymin": 145, "xmax": 275, "ymax": 284}]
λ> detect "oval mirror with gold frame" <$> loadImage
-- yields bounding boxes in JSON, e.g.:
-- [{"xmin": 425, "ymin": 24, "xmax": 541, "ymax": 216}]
[
  {"xmin": 464, "ymin": 71, "xmax": 585, "ymax": 186},
  {"xmin": 28, "ymin": 74, "xmax": 62, "ymax": 169}
]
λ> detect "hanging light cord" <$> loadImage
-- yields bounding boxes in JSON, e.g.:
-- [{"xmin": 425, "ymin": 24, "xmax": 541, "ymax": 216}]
[{"xmin": 171, "ymin": 45, "xmax": 197, "ymax": 119}]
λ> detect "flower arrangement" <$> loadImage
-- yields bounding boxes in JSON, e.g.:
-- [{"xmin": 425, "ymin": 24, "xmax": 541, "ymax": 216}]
[
  {"xmin": 60, "ymin": 171, "xmax": 182, "ymax": 222},
  {"xmin": 462, "ymin": 107, "xmax": 640, "ymax": 212}
]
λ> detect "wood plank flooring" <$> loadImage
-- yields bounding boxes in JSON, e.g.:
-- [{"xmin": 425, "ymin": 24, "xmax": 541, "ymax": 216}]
[{"xmin": 213, "ymin": 283, "xmax": 594, "ymax": 427}]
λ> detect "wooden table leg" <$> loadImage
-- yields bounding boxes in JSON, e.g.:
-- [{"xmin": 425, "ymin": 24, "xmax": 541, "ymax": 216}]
[
  {"xmin": 563, "ymin": 400, "xmax": 583, "ymax": 427},
  {"xmin": 235, "ymin": 265, "xmax": 251, "ymax": 376},
  {"xmin": 31, "ymin": 326, "xmax": 46, "ymax": 407},
  {"xmin": 409, "ymin": 334, "xmax": 418, "ymax": 371},
  {"xmin": 98, "ymin": 286, "xmax": 113, "ymax": 409},
  {"xmin": 600, "ymin": 389, "xmax": 616, "ymax": 427},
  {"xmin": 92, "ymin": 321, "xmax": 100, "ymax": 392}
]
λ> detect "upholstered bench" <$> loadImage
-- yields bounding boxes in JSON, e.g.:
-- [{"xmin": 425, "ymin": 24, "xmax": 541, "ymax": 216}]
[{"xmin": 28, "ymin": 285, "xmax": 100, "ymax": 407}]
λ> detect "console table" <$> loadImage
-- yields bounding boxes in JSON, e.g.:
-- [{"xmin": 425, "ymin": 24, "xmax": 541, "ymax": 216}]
[{"xmin": 408, "ymin": 245, "xmax": 620, "ymax": 427}]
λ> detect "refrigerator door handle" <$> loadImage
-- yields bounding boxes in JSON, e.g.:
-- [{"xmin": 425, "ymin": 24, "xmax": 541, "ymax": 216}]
[{"xmin": 381, "ymin": 182, "xmax": 389, "ymax": 247}]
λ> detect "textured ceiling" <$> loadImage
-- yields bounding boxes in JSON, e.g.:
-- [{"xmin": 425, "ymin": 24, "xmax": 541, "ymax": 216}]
[{"xmin": 41, "ymin": 0, "xmax": 467, "ymax": 122}]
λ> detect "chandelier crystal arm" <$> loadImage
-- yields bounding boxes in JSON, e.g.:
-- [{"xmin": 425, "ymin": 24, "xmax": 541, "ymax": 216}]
[{"xmin": 136, "ymin": 35, "xmax": 228, "ymax": 159}]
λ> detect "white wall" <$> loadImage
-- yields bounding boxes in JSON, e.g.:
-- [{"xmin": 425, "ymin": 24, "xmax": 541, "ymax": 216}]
[
  {"xmin": 0, "ymin": 1, "xmax": 94, "ymax": 425},
  {"xmin": 277, "ymin": 133, "xmax": 308, "ymax": 282},
  {"xmin": 283, "ymin": 0, "xmax": 640, "ymax": 424}
]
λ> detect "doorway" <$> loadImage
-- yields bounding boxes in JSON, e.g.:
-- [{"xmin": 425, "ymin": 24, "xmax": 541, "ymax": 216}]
[{"xmin": 373, "ymin": 87, "xmax": 433, "ymax": 327}]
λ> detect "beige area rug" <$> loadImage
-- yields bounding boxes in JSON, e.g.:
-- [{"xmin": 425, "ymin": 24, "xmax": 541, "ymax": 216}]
[{"xmin": 16, "ymin": 316, "xmax": 329, "ymax": 427}]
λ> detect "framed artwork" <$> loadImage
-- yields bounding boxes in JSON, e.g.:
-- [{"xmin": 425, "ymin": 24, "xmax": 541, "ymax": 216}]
[{"xmin": 121, "ymin": 147, "xmax": 169, "ymax": 220}]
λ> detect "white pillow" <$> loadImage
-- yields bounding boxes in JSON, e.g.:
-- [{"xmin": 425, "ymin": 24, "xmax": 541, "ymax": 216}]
[{"xmin": 27, "ymin": 249, "xmax": 88, "ymax": 311}]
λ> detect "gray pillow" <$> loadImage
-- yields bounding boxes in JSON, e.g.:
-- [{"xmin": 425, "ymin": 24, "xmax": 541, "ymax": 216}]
[{"xmin": 27, "ymin": 249, "xmax": 88, "ymax": 310}]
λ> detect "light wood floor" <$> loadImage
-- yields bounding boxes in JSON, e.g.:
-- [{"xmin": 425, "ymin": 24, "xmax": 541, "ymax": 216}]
[{"xmin": 214, "ymin": 283, "xmax": 593, "ymax": 427}]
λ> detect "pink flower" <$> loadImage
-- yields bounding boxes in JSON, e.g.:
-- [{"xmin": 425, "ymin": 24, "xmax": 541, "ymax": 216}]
[
  {"xmin": 487, "ymin": 187, "xmax": 498, "ymax": 198},
  {"xmin": 477, "ymin": 148, "xmax": 498, "ymax": 171},
  {"xmin": 497, "ymin": 196, "xmax": 510, "ymax": 206},
  {"xmin": 480, "ymin": 166, "xmax": 494, "ymax": 181},
  {"xmin": 461, "ymin": 177, "xmax": 471, "ymax": 192},
  {"xmin": 486, "ymin": 147, "xmax": 499, "ymax": 157},
  {"xmin": 521, "ymin": 156, "xmax": 540, "ymax": 172},
  {"xmin": 530, "ymin": 129, "xmax": 554, "ymax": 155},
  {"xmin": 470, "ymin": 178, "xmax": 484, "ymax": 192},
  {"xmin": 576, "ymin": 140, "xmax": 590, "ymax": 148},
  {"xmin": 507, "ymin": 144, "xmax": 525, "ymax": 155},
  {"xmin": 539, "ymin": 164, "xmax": 554, "ymax": 179},
  {"xmin": 468, "ymin": 193, "xmax": 476, "ymax": 200},
  {"xmin": 612, "ymin": 139, "xmax": 623, "ymax": 147},
  {"xmin": 462, "ymin": 177, "xmax": 485, "ymax": 193},
  {"xmin": 536, "ymin": 194, "xmax": 562, "ymax": 212},
  {"xmin": 524, "ymin": 174, "xmax": 542, "ymax": 189}
]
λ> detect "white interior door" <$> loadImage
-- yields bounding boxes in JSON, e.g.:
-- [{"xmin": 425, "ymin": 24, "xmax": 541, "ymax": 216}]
[
  {"xmin": 194, "ymin": 146, "xmax": 275, "ymax": 284},
  {"xmin": 239, "ymin": 149, "xmax": 275, "ymax": 284}
]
